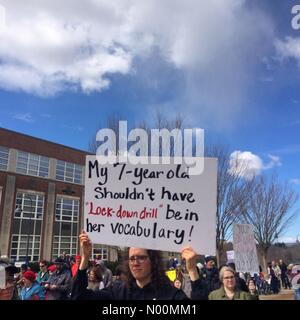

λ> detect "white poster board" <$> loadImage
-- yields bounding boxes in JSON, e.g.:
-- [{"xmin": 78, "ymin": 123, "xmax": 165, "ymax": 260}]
[
  {"xmin": 84, "ymin": 156, "xmax": 217, "ymax": 255},
  {"xmin": 291, "ymin": 264, "xmax": 300, "ymax": 290},
  {"xmin": 0, "ymin": 266, "xmax": 5, "ymax": 289},
  {"xmin": 226, "ymin": 250, "xmax": 235, "ymax": 261},
  {"xmin": 233, "ymin": 224, "xmax": 259, "ymax": 274}
]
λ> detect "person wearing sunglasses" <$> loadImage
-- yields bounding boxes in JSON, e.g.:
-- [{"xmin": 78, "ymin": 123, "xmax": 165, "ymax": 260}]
[
  {"xmin": 36, "ymin": 260, "xmax": 49, "ymax": 286},
  {"xmin": 208, "ymin": 266, "xmax": 258, "ymax": 300},
  {"xmin": 71, "ymin": 231, "xmax": 208, "ymax": 300}
]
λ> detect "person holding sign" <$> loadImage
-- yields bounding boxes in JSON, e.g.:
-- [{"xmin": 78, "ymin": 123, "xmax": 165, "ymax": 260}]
[{"xmin": 71, "ymin": 231, "xmax": 208, "ymax": 300}]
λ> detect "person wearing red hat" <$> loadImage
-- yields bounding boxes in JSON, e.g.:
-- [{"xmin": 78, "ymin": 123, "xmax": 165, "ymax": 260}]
[
  {"xmin": 71, "ymin": 255, "xmax": 82, "ymax": 278},
  {"xmin": 48, "ymin": 265, "xmax": 56, "ymax": 274},
  {"xmin": 20, "ymin": 270, "xmax": 45, "ymax": 300}
]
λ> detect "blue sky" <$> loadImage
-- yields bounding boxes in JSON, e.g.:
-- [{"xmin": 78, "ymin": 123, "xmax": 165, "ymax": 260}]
[{"xmin": 0, "ymin": 0, "xmax": 300, "ymax": 242}]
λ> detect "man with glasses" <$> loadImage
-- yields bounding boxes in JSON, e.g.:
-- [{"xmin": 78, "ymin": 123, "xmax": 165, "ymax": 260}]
[{"xmin": 71, "ymin": 231, "xmax": 208, "ymax": 300}]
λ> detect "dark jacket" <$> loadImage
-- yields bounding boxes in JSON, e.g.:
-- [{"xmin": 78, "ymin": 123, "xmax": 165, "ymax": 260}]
[
  {"xmin": 47, "ymin": 269, "xmax": 71, "ymax": 300},
  {"xmin": 71, "ymin": 268, "xmax": 208, "ymax": 300},
  {"xmin": 235, "ymin": 274, "xmax": 249, "ymax": 292},
  {"xmin": 199, "ymin": 267, "xmax": 221, "ymax": 293}
]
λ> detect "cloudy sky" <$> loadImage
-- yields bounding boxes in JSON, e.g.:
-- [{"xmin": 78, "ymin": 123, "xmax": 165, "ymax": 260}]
[{"xmin": 1, "ymin": 0, "xmax": 300, "ymax": 242}]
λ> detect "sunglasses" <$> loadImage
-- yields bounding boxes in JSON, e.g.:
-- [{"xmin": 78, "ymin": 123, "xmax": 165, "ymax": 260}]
[
  {"xmin": 39, "ymin": 265, "xmax": 45, "ymax": 268},
  {"xmin": 129, "ymin": 255, "xmax": 149, "ymax": 263}
]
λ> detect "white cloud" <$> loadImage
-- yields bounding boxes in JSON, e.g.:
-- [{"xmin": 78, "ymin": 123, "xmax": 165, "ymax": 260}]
[
  {"xmin": 13, "ymin": 112, "xmax": 34, "ymax": 123},
  {"xmin": 275, "ymin": 36, "xmax": 300, "ymax": 64},
  {"xmin": 61, "ymin": 124, "xmax": 84, "ymax": 132},
  {"xmin": 263, "ymin": 154, "xmax": 282, "ymax": 169},
  {"xmin": 229, "ymin": 151, "xmax": 281, "ymax": 179},
  {"xmin": 0, "ymin": 0, "xmax": 274, "ymax": 118},
  {"xmin": 270, "ymin": 144, "xmax": 300, "ymax": 155},
  {"xmin": 229, "ymin": 151, "xmax": 263, "ymax": 179},
  {"xmin": 278, "ymin": 237, "xmax": 297, "ymax": 244},
  {"xmin": 290, "ymin": 179, "xmax": 300, "ymax": 185}
]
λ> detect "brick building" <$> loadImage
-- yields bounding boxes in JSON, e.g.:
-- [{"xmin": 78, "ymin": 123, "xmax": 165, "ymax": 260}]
[{"xmin": 0, "ymin": 128, "xmax": 117, "ymax": 262}]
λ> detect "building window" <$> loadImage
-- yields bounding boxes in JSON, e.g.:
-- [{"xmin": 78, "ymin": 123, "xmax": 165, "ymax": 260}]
[
  {"xmin": 11, "ymin": 234, "xmax": 41, "ymax": 262},
  {"xmin": 0, "ymin": 146, "xmax": 9, "ymax": 171},
  {"xmin": 52, "ymin": 197, "xmax": 79, "ymax": 259},
  {"xmin": 56, "ymin": 160, "xmax": 82, "ymax": 184},
  {"xmin": 10, "ymin": 192, "xmax": 44, "ymax": 261},
  {"xmin": 92, "ymin": 244, "xmax": 108, "ymax": 261},
  {"xmin": 16, "ymin": 151, "xmax": 49, "ymax": 178}
]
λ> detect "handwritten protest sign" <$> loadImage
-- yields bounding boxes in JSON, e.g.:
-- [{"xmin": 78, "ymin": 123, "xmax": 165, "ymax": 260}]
[
  {"xmin": 84, "ymin": 156, "xmax": 217, "ymax": 254},
  {"xmin": 291, "ymin": 264, "xmax": 300, "ymax": 290},
  {"xmin": 233, "ymin": 224, "xmax": 259, "ymax": 274},
  {"xmin": 0, "ymin": 265, "xmax": 5, "ymax": 289},
  {"xmin": 226, "ymin": 250, "xmax": 235, "ymax": 261}
]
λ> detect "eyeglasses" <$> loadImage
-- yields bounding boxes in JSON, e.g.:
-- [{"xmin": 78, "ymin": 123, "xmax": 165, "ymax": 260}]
[
  {"xmin": 223, "ymin": 276, "xmax": 235, "ymax": 280},
  {"xmin": 129, "ymin": 255, "xmax": 149, "ymax": 263}
]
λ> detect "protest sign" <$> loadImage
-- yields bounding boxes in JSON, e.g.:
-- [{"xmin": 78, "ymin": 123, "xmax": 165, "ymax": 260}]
[
  {"xmin": 233, "ymin": 224, "xmax": 259, "ymax": 274},
  {"xmin": 226, "ymin": 250, "xmax": 235, "ymax": 261},
  {"xmin": 84, "ymin": 156, "xmax": 217, "ymax": 254},
  {"xmin": 166, "ymin": 270, "xmax": 177, "ymax": 282},
  {"xmin": 291, "ymin": 264, "xmax": 300, "ymax": 290},
  {"xmin": 0, "ymin": 266, "xmax": 5, "ymax": 289}
]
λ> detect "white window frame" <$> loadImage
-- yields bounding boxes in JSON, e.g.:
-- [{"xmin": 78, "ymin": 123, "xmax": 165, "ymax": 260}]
[
  {"xmin": 10, "ymin": 234, "xmax": 41, "ymax": 262},
  {"xmin": 14, "ymin": 191, "xmax": 44, "ymax": 220},
  {"xmin": 56, "ymin": 160, "xmax": 82, "ymax": 184},
  {"xmin": 11, "ymin": 191, "xmax": 45, "ymax": 261},
  {"xmin": 52, "ymin": 196, "xmax": 79, "ymax": 259},
  {"xmin": 16, "ymin": 151, "xmax": 49, "ymax": 178},
  {"xmin": 92, "ymin": 244, "xmax": 109, "ymax": 261},
  {"xmin": 0, "ymin": 146, "xmax": 9, "ymax": 171}
]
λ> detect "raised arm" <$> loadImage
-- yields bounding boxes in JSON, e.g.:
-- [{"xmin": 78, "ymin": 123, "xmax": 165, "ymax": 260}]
[{"xmin": 181, "ymin": 246, "xmax": 208, "ymax": 300}]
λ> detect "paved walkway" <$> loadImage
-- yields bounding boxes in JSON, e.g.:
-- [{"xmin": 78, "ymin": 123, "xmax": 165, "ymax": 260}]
[{"xmin": 259, "ymin": 289, "xmax": 295, "ymax": 300}]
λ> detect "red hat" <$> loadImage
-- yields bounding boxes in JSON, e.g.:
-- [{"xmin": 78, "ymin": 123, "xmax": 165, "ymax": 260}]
[
  {"xmin": 75, "ymin": 255, "xmax": 81, "ymax": 261},
  {"xmin": 48, "ymin": 265, "xmax": 56, "ymax": 273},
  {"xmin": 23, "ymin": 270, "xmax": 36, "ymax": 282}
]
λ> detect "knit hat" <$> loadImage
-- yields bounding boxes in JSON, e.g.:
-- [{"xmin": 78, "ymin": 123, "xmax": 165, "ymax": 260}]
[
  {"xmin": 53, "ymin": 257, "xmax": 65, "ymax": 264},
  {"xmin": 75, "ymin": 255, "xmax": 81, "ymax": 261},
  {"xmin": 48, "ymin": 265, "xmax": 56, "ymax": 273},
  {"xmin": 23, "ymin": 270, "xmax": 36, "ymax": 282},
  {"xmin": 205, "ymin": 255, "xmax": 216, "ymax": 264}
]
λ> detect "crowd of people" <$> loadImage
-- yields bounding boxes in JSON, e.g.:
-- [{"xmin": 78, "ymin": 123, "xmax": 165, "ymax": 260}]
[
  {"xmin": 0, "ymin": 233, "xmax": 299, "ymax": 300},
  {"xmin": 0, "ymin": 251, "xmax": 113, "ymax": 300}
]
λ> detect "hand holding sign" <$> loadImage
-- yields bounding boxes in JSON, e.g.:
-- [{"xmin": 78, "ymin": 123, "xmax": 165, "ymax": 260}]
[
  {"xmin": 79, "ymin": 231, "xmax": 92, "ymax": 270},
  {"xmin": 181, "ymin": 246, "xmax": 199, "ymax": 281}
]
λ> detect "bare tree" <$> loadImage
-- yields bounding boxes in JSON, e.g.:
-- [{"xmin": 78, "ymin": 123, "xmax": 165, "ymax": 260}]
[
  {"xmin": 89, "ymin": 114, "xmax": 123, "ymax": 153},
  {"xmin": 89, "ymin": 111, "xmax": 184, "ymax": 157},
  {"xmin": 239, "ymin": 174, "xmax": 299, "ymax": 272},
  {"xmin": 205, "ymin": 145, "xmax": 255, "ymax": 265}
]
